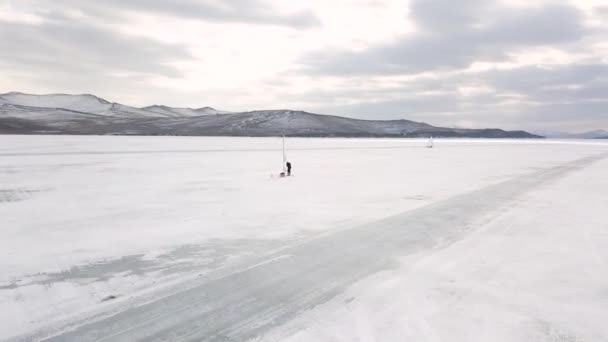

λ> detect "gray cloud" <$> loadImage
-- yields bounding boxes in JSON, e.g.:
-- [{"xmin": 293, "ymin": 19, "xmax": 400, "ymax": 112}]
[
  {"xmin": 30, "ymin": 0, "xmax": 321, "ymax": 29},
  {"xmin": 298, "ymin": 2, "xmax": 585, "ymax": 75},
  {"xmin": 409, "ymin": 0, "xmax": 490, "ymax": 32},
  {"xmin": 120, "ymin": 0, "xmax": 322, "ymax": 29},
  {"xmin": 1, "ymin": 0, "xmax": 605, "ymax": 132},
  {"xmin": 597, "ymin": 6, "xmax": 608, "ymax": 17},
  {"xmin": 286, "ymin": 0, "xmax": 607, "ymax": 132},
  {"xmin": 0, "ymin": 15, "xmax": 193, "ymax": 79},
  {"xmin": 479, "ymin": 64, "xmax": 608, "ymax": 102},
  {"xmin": 287, "ymin": 63, "xmax": 608, "ymax": 131},
  {"xmin": 0, "ymin": 0, "xmax": 321, "ymax": 83}
]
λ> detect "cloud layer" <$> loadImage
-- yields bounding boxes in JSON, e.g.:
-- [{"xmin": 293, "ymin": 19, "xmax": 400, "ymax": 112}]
[
  {"xmin": 1, "ymin": 0, "xmax": 606, "ymax": 132},
  {"xmin": 299, "ymin": 2, "xmax": 587, "ymax": 75}
]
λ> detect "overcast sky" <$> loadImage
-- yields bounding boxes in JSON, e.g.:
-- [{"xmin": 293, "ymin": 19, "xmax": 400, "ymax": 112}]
[{"xmin": 1, "ymin": 0, "xmax": 607, "ymax": 131}]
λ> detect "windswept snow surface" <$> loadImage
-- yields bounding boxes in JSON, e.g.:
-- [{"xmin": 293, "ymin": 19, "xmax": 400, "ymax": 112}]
[{"xmin": 1, "ymin": 136, "xmax": 607, "ymax": 341}]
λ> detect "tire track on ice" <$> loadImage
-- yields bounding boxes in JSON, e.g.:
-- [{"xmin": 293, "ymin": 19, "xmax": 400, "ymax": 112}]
[{"xmin": 37, "ymin": 152, "xmax": 608, "ymax": 342}]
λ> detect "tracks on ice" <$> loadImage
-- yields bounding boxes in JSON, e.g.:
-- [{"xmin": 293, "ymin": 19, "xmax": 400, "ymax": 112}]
[{"xmin": 37, "ymin": 152, "xmax": 608, "ymax": 342}]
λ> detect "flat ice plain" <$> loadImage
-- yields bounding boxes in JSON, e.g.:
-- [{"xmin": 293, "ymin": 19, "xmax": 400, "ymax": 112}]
[{"xmin": 1, "ymin": 135, "xmax": 607, "ymax": 341}]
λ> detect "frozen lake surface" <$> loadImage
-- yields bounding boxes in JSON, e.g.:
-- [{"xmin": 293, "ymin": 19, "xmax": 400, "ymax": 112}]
[{"xmin": 1, "ymin": 136, "xmax": 607, "ymax": 341}]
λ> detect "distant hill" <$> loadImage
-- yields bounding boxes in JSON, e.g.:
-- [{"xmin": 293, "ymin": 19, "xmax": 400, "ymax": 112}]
[
  {"xmin": 0, "ymin": 92, "xmax": 542, "ymax": 138},
  {"xmin": 535, "ymin": 129, "xmax": 608, "ymax": 139},
  {"xmin": 573, "ymin": 130, "xmax": 608, "ymax": 139}
]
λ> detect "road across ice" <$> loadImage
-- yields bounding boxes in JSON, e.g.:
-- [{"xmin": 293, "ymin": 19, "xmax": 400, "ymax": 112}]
[{"xmin": 37, "ymin": 151, "xmax": 608, "ymax": 342}]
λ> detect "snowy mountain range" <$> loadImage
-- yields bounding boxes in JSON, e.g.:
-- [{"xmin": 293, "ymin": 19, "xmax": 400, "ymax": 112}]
[{"xmin": 0, "ymin": 92, "xmax": 541, "ymax": 138}]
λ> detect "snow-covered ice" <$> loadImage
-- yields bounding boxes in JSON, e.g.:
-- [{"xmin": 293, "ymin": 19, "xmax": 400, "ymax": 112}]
[
  {"xmin": 266, "ymin": 154, "xmax": 608, "ymax": 342},
  {"xmin": 1, "ymin": 135, "xmax": 607, "ymax": 341}
]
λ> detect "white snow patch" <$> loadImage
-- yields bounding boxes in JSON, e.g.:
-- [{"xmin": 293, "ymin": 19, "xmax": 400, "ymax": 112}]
[
  {"xmin": 0, "ymin": 93, "xmax": 170, "ymax": 118},
  {"xmin": 142, "ymin": 105, "xmax": 231, "ymax": 117}
]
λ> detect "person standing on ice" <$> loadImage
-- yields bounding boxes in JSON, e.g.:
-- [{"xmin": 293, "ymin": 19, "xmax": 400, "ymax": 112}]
[{"xmin": 286, "ymin": 161, "xmax": 292, "ymax": 176}]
